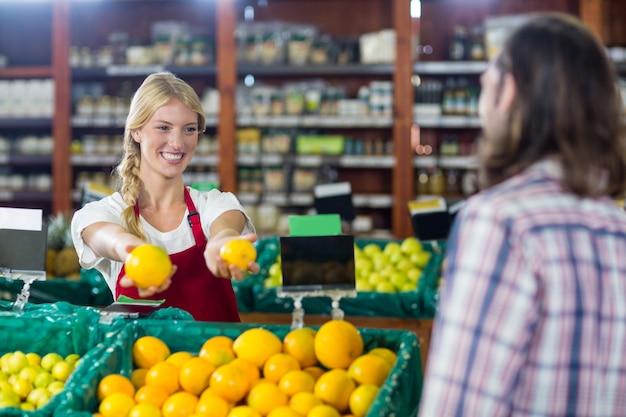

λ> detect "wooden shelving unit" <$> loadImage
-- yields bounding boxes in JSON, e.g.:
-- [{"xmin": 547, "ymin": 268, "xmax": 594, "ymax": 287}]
[{"xmin": 0, "ymin": 0, "xmax": 619, "ymax": 237}]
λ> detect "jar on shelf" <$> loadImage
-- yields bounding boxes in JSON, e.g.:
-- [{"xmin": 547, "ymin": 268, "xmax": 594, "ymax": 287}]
[
  {"xmin": 416, "ymin": 168, "xmax": 430, "ymax": 195},
  {"xmin": 428, "ymin": 167, "xmax": 446, "ymax": 195}
]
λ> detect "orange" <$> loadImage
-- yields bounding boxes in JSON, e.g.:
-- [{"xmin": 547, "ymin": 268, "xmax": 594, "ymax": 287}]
[
  {"xmin": 97, "ymin": 373, "xmax": 136, "ymax": 402},
  {"xmin": 282, "ymin": 327, "xmax": 317, "ymax": 368},
  {"xmin": 199, "ymin": 345, "xmax": 235, "ymax": 368},
  {"xmin": 229, "ymin": 358, "xmax": 260, "ymax": 385},
  {"xmin": 288, "ymin": 391, "xmax": 322, "ymax": 415},
  {"xmin": 162, "ymin": 391, "xmax": 198, "ymax": 417},
  {"xmin": 196, "ymin": 390, "xmax": 232, "ymax": 417},
  {"xmin": 166, "ymin": 351, "xmax": 194, "ymax": 369},
  {"xmin": 303, "ymin": 366, "xmax": 324, "ymax": 382},
  {"xmin": 313, "ymin": 369, "xmax": 355, "ymax": 413},
  {"xmin": 263, "ymin": 353, "xmax": 301, "ymax": 383},
  {"xmin": 227, "ymin": 405, "xmax": 262, "ymax": 417},
  {"xmin": 246, "ymin": 381, "xmax": 288, "ymax": 416},
  {"xmin": 128, "ymin": 403, "xmax": 163, "ymax": 417},
  {"xmin": 307, "ymin": 404, "xmax": 341, "ymax": 417},
  {"xmin": 144, "ymin": 361, "xmax": 180, "ymax": 395},
  {"xmin": 219, "ymin": 239, "xmax": 257, "ymax": 270},
  {"xmin": 132, "ymin": 336, "xmax": 171, "ymax": 369},
  {"xmin": 131, "ymin": 368, "xmax": 148, "ymax": 389},
  {"xmin": 348, "ymin": 384, "xmax": 378, "ymax": 417},
  {"xmin": 314, "ymin": 320, "xmax": 363, "ymax": 369},
  {"xmin": 346, "ymin": 354, "xmax": 391, "ymax": 387},
  {"xmin": 233, "ymin": 328, "xmax": 282, "ymax": 369},
  {"xmin": 125, "ymin": 244, "xmax": 172, "ymax": 288},
  {"xmin": 134, "ymin": 385, "xmax": 169, "ymax": 408},
  {"xmin": 209, "ymin": 363, "xmax": 250, "ymax": 403},
  {"xmin": 179, "ymin": 357, "xmax": 216, "ymax": 396},
  {"xmin": 98, "ymin": 392, "xmax": 136, "ymax": 417},
  {"xmin": 277, "ymin": 370, "xmax": 315, "ymax": 397},
  {"xmin": 266, "ymin": 406, "xmax": 301, "ymax": 417},
  {"xmin": 366, "ymin": 348, "xmax": 397, "ymax": 368},
  {"xmin": 200, "ymin": 335, "xmax": 234, "ymax": 351}
]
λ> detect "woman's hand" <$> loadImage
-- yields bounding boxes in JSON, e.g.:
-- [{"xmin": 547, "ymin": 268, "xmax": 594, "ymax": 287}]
[
  {"xmin": 118, "ymin": 244, "xmax": 177, "ymax": 297},
  {"xmin": 205, "ymin": 233, "xmax": 260, "ymax": 281}
]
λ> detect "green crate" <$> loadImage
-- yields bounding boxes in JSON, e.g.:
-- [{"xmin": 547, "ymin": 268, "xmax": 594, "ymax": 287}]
[
  {"xmin": 55, "ymin": 319, "xmax": 422, "ymax": 417},
  {"xmin": 0, "ymin": 302, "xmax": 115, "ymax": 417},
  {"xmin": 249, "ymin": 237, "xmax": 443, "ymax": 318},
  {"xmin": 416, "ymin": 241, "xmax": 446, "ymax": 318}
]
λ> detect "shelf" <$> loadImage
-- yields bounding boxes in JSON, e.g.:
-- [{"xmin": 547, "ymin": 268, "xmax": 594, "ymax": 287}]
[
  {"xmin": 0, "ymin": 67, "xmax": 53, "ymax": 79},
  {"xmin": 414, "ymin": 155, "xmax": 477, "ymax": 169},
  {"xmin": 238, "ymin": 192, "xmax": 393, "ymax": 208},
  {"xmin": 70, "ymin": 154, "xmax": 120, "ymax": 166},
  {"xmin": 0, "ymin": 155, "xmax": 52, "ymax": 166},
  {"xmin": 71, "ymin": 153, "xmax": 219, "ymax": 167},
  {"xmin": 0, "ymin": 119, "xmax": 52, "ymax": 129},
  {"xmin": 414, "ymin": 61, "xmax": 488, "ymax": 75},
  {"xmin": 237, "ymin": 63, "xmax": 395, "ymax": 76},
  {"xmin": 72, "ymin": 114, "xmax": 218, "ymax": 128},
  {"xmin": 71, "ymin": 65, "xmax": 217, "ymax": 80},
  {"xmin": 237, "ymin": 115, "xmax": 393, "ymax": 128},
  {"xmin": 0, "ymin": 191, "xmax": 52, "ymax": 202},
  {"xmin": 237, "ymin": 154, "xmax": 395, "ymax": 169},
  {"xmin": 413, "ymin": 115, "xmax": 481, "ymax": 128}
]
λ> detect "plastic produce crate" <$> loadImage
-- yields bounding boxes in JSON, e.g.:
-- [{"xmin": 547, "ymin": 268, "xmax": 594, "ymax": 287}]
[
  {"xmin": 416, "ymin": 241, "xmax": 446, "ymax": 318},
  {"xmin": 0, "ymin": 301, "xmax": 116, "ymax": 417},
  {"xmin": 55, "ymin": 319, "xmax": 423, "ymax": 417},
  {"xmin": 247, "ymin": 236, "xmax": 445, "ymax": 318}
]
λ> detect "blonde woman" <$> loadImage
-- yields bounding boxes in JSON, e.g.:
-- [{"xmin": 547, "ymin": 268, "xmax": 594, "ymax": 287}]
[{"xmin": 71, "ymin": 71, "xmax": 258, "ymax": 322}]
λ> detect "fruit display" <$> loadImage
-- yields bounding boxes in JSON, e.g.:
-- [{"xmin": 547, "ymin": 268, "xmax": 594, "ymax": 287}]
[
  {"xmin": 262, "ymin": 237, "xmax": 432, "ymax": 294},
  {"xmin": 48, "ymin": 318, "xmax": 421, "ymax": 417},
  {"xmin": 0, "ymin": 350, "xmax": 81, "ymax": 411},
  {"xmin": 45, "ymin": 214, "xmax": 81, "ymax": 280},
  {"xmin": 93, "ymin": 321, "xmax": 388, "ymax": 417},
  {"xmin": 416, "ymin": 241, "xmax": 447, "ymax": 318},
  {"xmin": 245, "ymin": 236, "xmax": 445, "ymax": 318}
]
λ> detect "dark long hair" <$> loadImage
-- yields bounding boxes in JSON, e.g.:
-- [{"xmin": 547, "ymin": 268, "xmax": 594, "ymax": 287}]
[{"xmin": 478, "ymin": 13, "xmax": 626, "ymax": 198}]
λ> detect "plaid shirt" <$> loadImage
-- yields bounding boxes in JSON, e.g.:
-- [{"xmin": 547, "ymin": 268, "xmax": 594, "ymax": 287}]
[{"xmin": 419, "ymin": 158, "xmax": 626, "ymax": 416}]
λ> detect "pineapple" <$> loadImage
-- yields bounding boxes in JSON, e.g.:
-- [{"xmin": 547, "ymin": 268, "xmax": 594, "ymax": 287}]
[{"xmin": 46, "ymin": 214, "xmax": 81, "ymax": 279}]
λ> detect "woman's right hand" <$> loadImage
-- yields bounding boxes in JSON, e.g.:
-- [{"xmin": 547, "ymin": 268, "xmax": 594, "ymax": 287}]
[{"xmin": 118, "ymin": 244, "xmax": 177, "ymax": 298}]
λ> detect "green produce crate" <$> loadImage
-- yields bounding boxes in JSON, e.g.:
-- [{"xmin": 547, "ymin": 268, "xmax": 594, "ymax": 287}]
[
  {"xmin": 0, "ymin": 278, "xmax": 94, "ymax": 307},
  {"xmin": 249, "ymin": 237, "xmax": 444, "ymax": 318},
  {"xmin": 55, "ymin": 319, "xmax": 423, "ymax": 417},
  {"xmin": 416, "ymin": 241, "xmax": 446, "ymax": 318},
  {"xmin": 0, "ymin": 301, "xmax": 118, "ymax": 417}
]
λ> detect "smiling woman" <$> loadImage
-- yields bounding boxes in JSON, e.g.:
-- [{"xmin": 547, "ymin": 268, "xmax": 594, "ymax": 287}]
[{"xmin": 70, "ymin": 71, "xmax": 260, "ymax": 322}]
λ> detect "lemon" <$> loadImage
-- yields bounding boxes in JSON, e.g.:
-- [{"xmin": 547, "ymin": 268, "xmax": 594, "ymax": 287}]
[{"xmin": 125, "ymin": 244, "xmax": 172, "ymax": 288}]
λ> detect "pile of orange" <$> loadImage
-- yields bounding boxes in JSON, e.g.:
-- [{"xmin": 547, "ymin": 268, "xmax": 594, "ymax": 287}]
[{"xmin": 93, "ymin": 320, "xmax": 398, "ymax": 417}]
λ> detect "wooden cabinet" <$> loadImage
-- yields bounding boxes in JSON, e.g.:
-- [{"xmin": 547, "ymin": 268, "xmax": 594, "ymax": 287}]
[{"xmin": 0, "ymin": 0, "xmax": 622, "ymax": 238}]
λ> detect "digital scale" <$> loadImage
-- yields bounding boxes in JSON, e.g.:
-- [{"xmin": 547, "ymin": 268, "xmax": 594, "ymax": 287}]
[{"xmin": 276, "ymin": 213, "xmax": 357, "ymax": 329}]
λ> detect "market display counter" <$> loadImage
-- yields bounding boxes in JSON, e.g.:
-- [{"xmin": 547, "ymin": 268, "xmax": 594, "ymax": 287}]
[
  {"xmin": 241, "ymin": 312, "xmax": 434, "ymax": 373},
  {"xmin": 0, "ymin": 300, "xmax": 424, "ymax": 417}
]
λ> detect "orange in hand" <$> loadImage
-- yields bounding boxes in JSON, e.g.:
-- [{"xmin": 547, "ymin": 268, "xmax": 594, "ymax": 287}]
[
  {"xmin": 219, "ymin": 239, "xmax": 257, "ymax": 270},
  {"xmin": 125, "ymin": 244, "xmax": 172, "ymax": 288}
]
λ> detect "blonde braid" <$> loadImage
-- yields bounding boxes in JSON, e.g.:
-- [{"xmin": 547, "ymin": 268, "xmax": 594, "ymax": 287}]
[{"xmin": 116, "ymin": 130, "xmax": 146, "ymax": 240}]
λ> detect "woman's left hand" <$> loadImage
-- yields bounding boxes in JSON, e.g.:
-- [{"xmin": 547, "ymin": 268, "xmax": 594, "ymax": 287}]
[{"xmin": 205, "ymin": 233, "xmax": 260, "ymax": 281}]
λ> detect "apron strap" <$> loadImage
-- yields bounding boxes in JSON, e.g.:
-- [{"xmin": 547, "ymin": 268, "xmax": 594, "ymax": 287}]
[{"xmin": 184, "ymin": 187, "xmax": 207, "ymax": 249}]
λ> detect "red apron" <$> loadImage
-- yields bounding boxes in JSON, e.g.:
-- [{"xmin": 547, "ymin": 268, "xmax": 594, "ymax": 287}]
[{"xmin": 116, "ymin": 187, "xmax": 241, "ymax": 322}]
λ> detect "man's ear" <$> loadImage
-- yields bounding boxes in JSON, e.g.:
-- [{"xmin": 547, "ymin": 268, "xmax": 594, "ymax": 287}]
[{"xmin": 499, "ymin": 73, "xmax": 516, "ymax": 112}]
